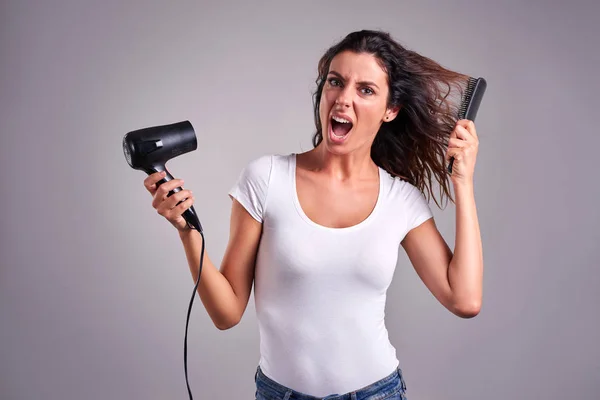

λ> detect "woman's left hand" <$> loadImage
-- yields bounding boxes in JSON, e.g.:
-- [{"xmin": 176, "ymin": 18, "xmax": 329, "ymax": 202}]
[{"xmin": 446, "ymin": 119, "xmax": 479, "ymax": 185}]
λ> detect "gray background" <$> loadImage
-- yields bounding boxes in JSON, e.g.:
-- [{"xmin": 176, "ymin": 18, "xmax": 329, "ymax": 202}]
[{"xmin": 1, "ymin": 0, "xmax": 598, "ymax": 399}]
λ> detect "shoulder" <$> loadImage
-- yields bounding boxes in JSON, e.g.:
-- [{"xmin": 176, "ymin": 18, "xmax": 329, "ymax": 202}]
[
  {"xmin": 228, "ymin": 153, "xmax": 291, "ymax": 223},
  {"xmin": 383, "ymin": 171, "xmax": 433, "ymax": 231},
  {"xmin": 233, "ymin": 154, "xmax": 276, "ymax": 187},
  {"xmin": 243, "ymin": 153, "xmax": 273, "ymax": 174},
  {"xmin": 382, "ymin": 170, "xmax": 423, "ymax": 202},
  {"xmin": 239, "ymin": 153, "xmax": 291, "ymax": 175}
]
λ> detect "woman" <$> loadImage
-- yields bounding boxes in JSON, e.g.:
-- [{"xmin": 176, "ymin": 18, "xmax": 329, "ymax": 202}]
[{"xmin": 144, "ymin": 30, "xmax": 483, "ymax": 400}]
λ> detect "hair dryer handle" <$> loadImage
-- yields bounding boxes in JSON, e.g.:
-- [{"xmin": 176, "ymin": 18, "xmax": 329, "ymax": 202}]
[
  {"xmin": 149, "ymin": 164, "xmax": 179, "ymax": 195},
  {"xmin": 150, "ymin": 165, "xmax": 203, "ymax": 233}
]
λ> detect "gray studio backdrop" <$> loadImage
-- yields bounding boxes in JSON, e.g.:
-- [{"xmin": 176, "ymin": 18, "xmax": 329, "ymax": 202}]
[{"xmin": 1, "ymin": 1, "xmax": 598, "ymax": 399}]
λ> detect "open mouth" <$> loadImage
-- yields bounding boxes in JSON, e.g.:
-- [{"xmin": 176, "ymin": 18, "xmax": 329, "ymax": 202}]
[{"xmin": 330, "ymin": 115, "xmax": 353, "ymax": 139}]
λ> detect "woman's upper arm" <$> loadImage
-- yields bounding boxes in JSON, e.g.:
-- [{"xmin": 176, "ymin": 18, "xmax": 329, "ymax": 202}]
[
  {"xmin": 222, "ymin": 154, "xmax": 272, "ymax": 325},
  {"xmin": 220, "ymin": 198, "xmax": 263, "ymax": 325},
  {"xmin": 401, "ymin": 217, "xmax": 454, "ymax": 312}
]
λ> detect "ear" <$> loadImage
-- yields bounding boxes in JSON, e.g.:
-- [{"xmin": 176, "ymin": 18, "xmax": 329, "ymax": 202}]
[{"xmin": 383, "ymin": 105, "xmax": 401, "ymax": 122}]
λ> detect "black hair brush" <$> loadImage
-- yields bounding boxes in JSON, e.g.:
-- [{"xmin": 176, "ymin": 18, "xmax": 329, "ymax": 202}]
[{"xmin": 448, "ymin": 77, "xmax": 487, "ymax": 174}]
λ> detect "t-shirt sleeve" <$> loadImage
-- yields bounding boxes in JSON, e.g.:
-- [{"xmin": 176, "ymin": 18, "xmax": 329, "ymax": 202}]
[
  {"xmin": 228, "ymin": 155, "xmax": 272, "ymax": 223},
  {"xmin": 405, "ymin": 184, "xmax": 433, "ymax": 232}
]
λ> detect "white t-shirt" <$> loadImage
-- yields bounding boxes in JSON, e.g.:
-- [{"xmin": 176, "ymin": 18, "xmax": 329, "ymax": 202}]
[{"xmin": 228, "ymin": 153, "xmax": 433, "ymax": 397}]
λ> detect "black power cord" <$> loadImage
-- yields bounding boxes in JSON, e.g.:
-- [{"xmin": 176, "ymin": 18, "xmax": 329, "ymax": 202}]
[{"xmin": 183, "ymin": 221, "xmax": 205, "ymax": 400}]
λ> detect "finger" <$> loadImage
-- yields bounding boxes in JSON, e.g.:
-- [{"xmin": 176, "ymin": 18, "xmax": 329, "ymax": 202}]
[
  {"xmin": 445, "ymin": 147, "xmax": 463, "ymax": 162},
  {"xmin": 165, "ymin": 189, "xmax": 193, "ymax": 210},
  {"xmin": 156, "ymin": 189, "xmax": 192, "ymax": 214},
  {"xmin": 174, "ymin": 194, "xmax": 195, "ymax": 214},
  {"xmin": 144, "ymin": 171, "xmax": 166, "ymax": 193},
  {"xmin": 457, "ymin": 119, "xmax": 477, "ymax": 138},
  {"xmin": 152, "ymin": 179, "xmax": 185, "ymax": 209},
  {"xmin": 455, "ymin": 125, "xmax": 472, "ymax": 141},
  {"xmin": 449, "ymin": 127, "xmax": 458, "ymax": 139},
  {"xmin": 448, "ymin": 137, "xmax": 467, "ymax": 148},
  {"xmin": 155, "ymin": 178, "xmax": 185, "ymax": 199},
  {"xmin": 161, "ymin": 193, "xmax": 195, "ymax": 220}
]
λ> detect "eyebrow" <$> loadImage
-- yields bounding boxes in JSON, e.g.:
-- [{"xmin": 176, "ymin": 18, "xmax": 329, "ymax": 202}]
[{"xmin": 327, "ymin": 70, "xmax": 380, "ymax": 90}]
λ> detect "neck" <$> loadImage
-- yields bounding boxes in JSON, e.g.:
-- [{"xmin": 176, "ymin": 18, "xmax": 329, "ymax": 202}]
[{"xmin": 305, "ymin": 142, "xmax": 378, "ymax": 181}]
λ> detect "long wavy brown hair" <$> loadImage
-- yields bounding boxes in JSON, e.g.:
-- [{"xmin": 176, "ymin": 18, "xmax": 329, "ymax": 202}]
[{"xmin": 312, "ymin": 30, "xmax": 472, "ymax": 208}]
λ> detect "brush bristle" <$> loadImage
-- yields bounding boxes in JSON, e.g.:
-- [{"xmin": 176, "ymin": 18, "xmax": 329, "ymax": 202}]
[{"xmin": 458, "ymin": 77, "xmax": 478, "ymax": 119}]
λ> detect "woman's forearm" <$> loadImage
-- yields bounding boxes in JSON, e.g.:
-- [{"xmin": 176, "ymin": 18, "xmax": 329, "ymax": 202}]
[
  {"xmin": 448, "ymin": 182, "xmax": 483, "ymax": 316},
  {"xmin": 178, "ymin": 228, "xmax": 239, "ymax": 330}
]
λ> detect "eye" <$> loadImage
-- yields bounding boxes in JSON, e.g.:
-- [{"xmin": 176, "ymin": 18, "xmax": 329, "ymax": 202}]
[
  {"xmin": 327, "ymin": 78, "xmax": 341, "ymax": 87},
  {"xmin": 361, "ymin": 87, "xmax": 375, "ymax": 95}
]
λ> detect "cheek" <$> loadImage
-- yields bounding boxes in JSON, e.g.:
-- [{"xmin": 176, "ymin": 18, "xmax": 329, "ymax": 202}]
[
  {"xmin": 355, "ymin": 102, "xmax": 385, "ymax": 127},
  {"xmin": 319, "ymin": 92, "xmax": 334, "ymax": 118},
  {"xmin": 321, "ymin": 89, "xmax": 336, "ymax": 107}
]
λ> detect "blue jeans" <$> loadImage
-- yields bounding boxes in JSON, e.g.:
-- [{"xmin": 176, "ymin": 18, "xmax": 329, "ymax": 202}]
[{"xmin": 254, "ymin": 365, "xmax": 407, "ymax": 400}]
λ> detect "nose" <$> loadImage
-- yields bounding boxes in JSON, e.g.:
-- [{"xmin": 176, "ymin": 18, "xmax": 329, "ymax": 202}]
[
  {"xmin": 335, "ymin": 87, "xmax": 352, "ymax": 108},
  {"xmin": 335, "ymin": 98, "xmax": 350, "ymax": 108}
]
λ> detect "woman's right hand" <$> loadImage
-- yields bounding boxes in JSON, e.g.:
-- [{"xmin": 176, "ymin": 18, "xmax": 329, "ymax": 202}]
[{"xmin": 143, "ymin": 171, "xmax": 195, "ymax": 232}]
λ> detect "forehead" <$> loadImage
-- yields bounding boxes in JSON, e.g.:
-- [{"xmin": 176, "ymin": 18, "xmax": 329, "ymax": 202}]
[{"xmin": 328, "ymin": 51, "xmax": 388, "ymax": 83}]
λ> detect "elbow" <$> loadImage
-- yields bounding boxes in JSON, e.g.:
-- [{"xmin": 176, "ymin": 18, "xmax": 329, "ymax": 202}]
[
  {"xmin": 215, "ymin": 321, "xmax": 236, "ymax": 331},
  {"xmin": 215, "ymin": 322, "xmax": 231, "ymax": 331},
  {"xmin": 452, "ymin": 300, "xmax": 481, "ymax": 319},
  {"xmin": 215, "ymin": 315, "xmax": 241, "ymax": 331}
]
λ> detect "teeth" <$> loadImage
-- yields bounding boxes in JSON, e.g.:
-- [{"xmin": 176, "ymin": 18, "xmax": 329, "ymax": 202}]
[{"xmin": 332, "ymin": 115, "xmax": 351, "ymax": 124}]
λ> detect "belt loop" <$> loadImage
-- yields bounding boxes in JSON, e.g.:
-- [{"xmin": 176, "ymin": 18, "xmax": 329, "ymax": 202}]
[
  {"xmin": 283, "ymin": 389, "xmax": 292, "ymax": 400},
  {"xmin": 397, "ymin": 367, "xmax": 406, "ymax": 391}
]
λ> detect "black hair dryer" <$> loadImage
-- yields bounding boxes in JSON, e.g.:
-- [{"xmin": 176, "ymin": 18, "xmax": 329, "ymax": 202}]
[{"xmin": 122, "ymin": 120, "xmax": 203, "ymax": 233}]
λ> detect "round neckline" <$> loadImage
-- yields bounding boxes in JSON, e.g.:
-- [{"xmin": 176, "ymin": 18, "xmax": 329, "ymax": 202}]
[{"xmin": 290, "ymin": 153, "xmax": 383, "ymax": 232}]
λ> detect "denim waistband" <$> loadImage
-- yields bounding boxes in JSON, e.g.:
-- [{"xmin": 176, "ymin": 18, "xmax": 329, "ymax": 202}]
[{"xmin": 254, "ymin": 365, "xmax": 407, "ymax": 400}]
